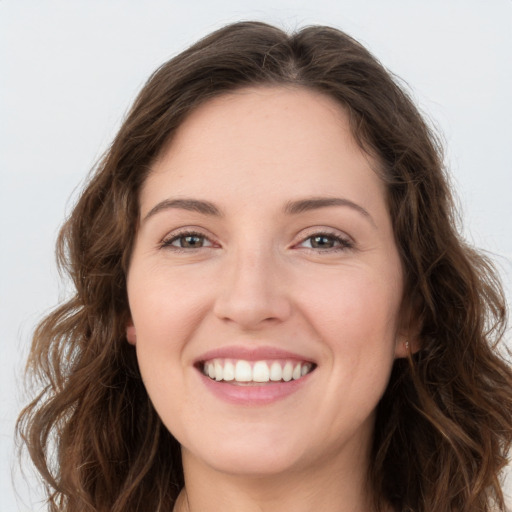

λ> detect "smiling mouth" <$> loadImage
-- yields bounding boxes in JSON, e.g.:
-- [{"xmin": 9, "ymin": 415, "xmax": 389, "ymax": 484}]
[{"xmin": 198, "ymin": 359, "xmax": 316, "ymax": 384}]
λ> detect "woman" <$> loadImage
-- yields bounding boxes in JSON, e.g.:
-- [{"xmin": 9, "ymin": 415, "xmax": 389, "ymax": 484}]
[{"xmin": 17, "ymin": 21, "xmax": 512, "ymax": 512}]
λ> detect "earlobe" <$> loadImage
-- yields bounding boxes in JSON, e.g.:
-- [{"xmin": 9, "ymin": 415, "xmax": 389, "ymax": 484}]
[
  {"xmin": 126, "ymin": 321, "xmax": 137, "ymax": 345},
  {"xmin": 395, "ymin": 295, "xmax": 423, "ymax": 358},
  {"xmin": 394, "ymin": 334, "xmax": 420, "ymax": 359}
]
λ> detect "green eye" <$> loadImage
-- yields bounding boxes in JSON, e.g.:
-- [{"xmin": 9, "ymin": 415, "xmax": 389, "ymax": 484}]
[
  {"xmin": 177, "ymin": 234, "xmax": 206, "ymax": 248},
  {"xmin": 162, "ymin": 232, "xmax": 213, "ymax": 249},
  {"xmin": 300, "ymin": 233, "xmax": 353, "ymax": 251},
  {"xmin": 309, "ymin": 235, "xmax": 337, "ymax": 249}
]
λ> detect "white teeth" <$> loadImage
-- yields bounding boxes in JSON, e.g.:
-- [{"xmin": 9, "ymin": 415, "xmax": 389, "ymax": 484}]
[
  {"xmin": 253, "ymin": 361, "xmax": 270, "ymax": 382},
  {"xmin": 282, "ymin": 362, "xmax": 293, "ymax": 382},
  {"xmin": 270, "ymin": 361, "xmax": 282, "ymax": 381},
  {"xmin": 202, "ymin": 359, "xmax": 313, "ymax": 383},
  {"xmin": 235, "ymin": 360, "xmax": 252, "ymax": 382},
  {"xmin": 214, "ymin": 360, "xmax": 223, "ymax": 381},
  {"xmin": 223, "ymin": 361, "xmax": 235, "ymax": 381}
]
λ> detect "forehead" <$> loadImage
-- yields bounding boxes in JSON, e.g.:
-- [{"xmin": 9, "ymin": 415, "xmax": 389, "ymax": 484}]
[
  {"xmin": 141, "ymin": 86, "xmax": 386, "ymax": 218},
  {"xmin": 157, "ymin": 86, "xmax": 359, "ymax": 166}
]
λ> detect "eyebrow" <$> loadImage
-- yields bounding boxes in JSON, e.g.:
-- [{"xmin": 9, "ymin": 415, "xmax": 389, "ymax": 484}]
[
  {"xmin": 143, "ymin": 198, "xmax": 223, "ymax": 221},
  {"xmin": 284, "ymin": 197, "xmax": 376, "ymax": 226},
  {"xmin": 143, "ymin": 196, "xmax": 375, "ymax": 227}
]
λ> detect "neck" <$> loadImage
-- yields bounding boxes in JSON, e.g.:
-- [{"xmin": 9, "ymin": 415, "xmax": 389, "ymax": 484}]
[{"xmin": 173, "ymin": 448, "xmax": 377, "ymax": 512}]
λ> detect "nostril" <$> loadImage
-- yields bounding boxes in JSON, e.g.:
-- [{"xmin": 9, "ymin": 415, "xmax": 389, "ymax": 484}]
[{"xmin": 213, "ymin": 297, "xmax": 292, "ymax": 328}]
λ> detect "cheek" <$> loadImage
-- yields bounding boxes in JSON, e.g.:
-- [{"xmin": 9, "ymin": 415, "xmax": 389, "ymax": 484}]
[
  {"xmin": 128, "ymin": 265, "xmax": 212, "ymax": 348},
  {"xmin": 302, "ymin": 270, "xmax": 403, "ymax": 347},
  {"xmin": 280, "ymin": 268, "xmax": 403, "ymax": 447},
  {"xmin": 297, "ymin": 265, "xmax": 403, "ymax": 405}
]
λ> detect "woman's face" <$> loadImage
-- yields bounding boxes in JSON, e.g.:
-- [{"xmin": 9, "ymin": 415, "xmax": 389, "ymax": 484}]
[{"xmin": 126, "ymin": 87, "xmax": 407, "ymax": 478}]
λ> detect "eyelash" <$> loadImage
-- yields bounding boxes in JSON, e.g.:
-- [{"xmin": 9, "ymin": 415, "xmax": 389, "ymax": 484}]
[
  {"xmin": 297, "ymin": 231, "xmax": 354, "ymax": 252},
  {"xmin": 160, "ymin": 230, "xmax": 215, "ymax": 251},
  {"xmin": 160, "ymin": 230, "xmax": 354, "ymax": 253}
]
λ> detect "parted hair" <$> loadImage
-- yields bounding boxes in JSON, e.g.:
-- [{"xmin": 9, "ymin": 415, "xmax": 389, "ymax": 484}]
[{"xmin": 17, "ymin": 21, "xmax": 512, "ymax": 512}]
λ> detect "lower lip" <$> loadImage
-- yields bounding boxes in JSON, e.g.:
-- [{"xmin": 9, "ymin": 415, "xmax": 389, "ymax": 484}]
[{"xmin": 199, "ymin": 372, "xmax": 312, "ymax": 405}]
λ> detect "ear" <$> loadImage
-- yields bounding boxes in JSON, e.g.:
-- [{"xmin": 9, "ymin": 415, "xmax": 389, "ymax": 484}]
[
  {"xmin": 394, "ymin": 295, "xmax": 422, "ymax": 359},
  {"xmin": 394, "ymin": 333, "xmax": 421, "ymax": 359},
  {"xmin": 126, "ymin": 319, "xmax": 137, "ymax": 345}
]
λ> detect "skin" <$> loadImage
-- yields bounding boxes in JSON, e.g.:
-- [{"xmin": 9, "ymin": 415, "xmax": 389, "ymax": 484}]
[{"xmin": 126, "ymin": 87, "xmax": 409, "ymax": 512}]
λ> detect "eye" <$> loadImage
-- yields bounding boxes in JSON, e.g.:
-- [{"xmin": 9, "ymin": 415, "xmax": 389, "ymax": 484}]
[
  {"xmin": 161, "ymin": 231, "xmax": 214, "ymax": 250},
  {"xmin": 298, "ymin": 232, "xmax": 354, "ymax": 251}
]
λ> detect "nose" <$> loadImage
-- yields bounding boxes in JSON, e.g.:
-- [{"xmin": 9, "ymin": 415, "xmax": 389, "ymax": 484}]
[{"xmin": 213, "ymin": 247, "xmax": 292, "ymax": 330}]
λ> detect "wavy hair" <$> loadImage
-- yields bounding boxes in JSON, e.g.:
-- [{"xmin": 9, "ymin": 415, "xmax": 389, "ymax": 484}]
[{"xmin": 17, "ymin": 21, "xmax": 512, "ymax": 512}]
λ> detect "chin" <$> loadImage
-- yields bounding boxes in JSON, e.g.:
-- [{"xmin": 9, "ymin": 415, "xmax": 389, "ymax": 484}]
[
  {"xmin": 204, "ymin": 450, "xmax": 304, "ymax": 478},
  {"xmin": 181, "ymin": 427, "xmax": 311, "ymax": 477}
]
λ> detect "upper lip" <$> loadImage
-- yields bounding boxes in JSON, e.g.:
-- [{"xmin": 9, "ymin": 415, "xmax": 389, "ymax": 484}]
[{"xmin": 195, "ymin": 345, "xmax": 316, "ymax": 364}]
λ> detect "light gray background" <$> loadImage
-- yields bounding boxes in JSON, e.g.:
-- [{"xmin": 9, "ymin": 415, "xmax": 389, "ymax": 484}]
[{"xmin": 1, "ymin": 1, "xmax": 511, "ymax": 510}]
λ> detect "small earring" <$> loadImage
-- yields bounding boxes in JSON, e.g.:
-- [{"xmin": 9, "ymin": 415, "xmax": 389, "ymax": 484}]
[{"xmin": 405, "ymin": 340, "xmax": 410, "ymax": 353}]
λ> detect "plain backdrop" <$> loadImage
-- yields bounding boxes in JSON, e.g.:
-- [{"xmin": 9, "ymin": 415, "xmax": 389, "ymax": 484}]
[{"xmin": 1, "ymin": 1, "xmax": 511, "ymax": 510}]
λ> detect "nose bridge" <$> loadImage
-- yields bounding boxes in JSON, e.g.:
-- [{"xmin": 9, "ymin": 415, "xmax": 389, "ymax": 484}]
[{"xmin": 213, "ymin": 242, "xmax": 291, "ymax": 328}]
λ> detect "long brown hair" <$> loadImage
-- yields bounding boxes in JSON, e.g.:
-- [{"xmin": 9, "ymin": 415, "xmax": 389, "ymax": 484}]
[{"xmin": 17, "ymin": 21, "xmax": 512, "ymax": 512}]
